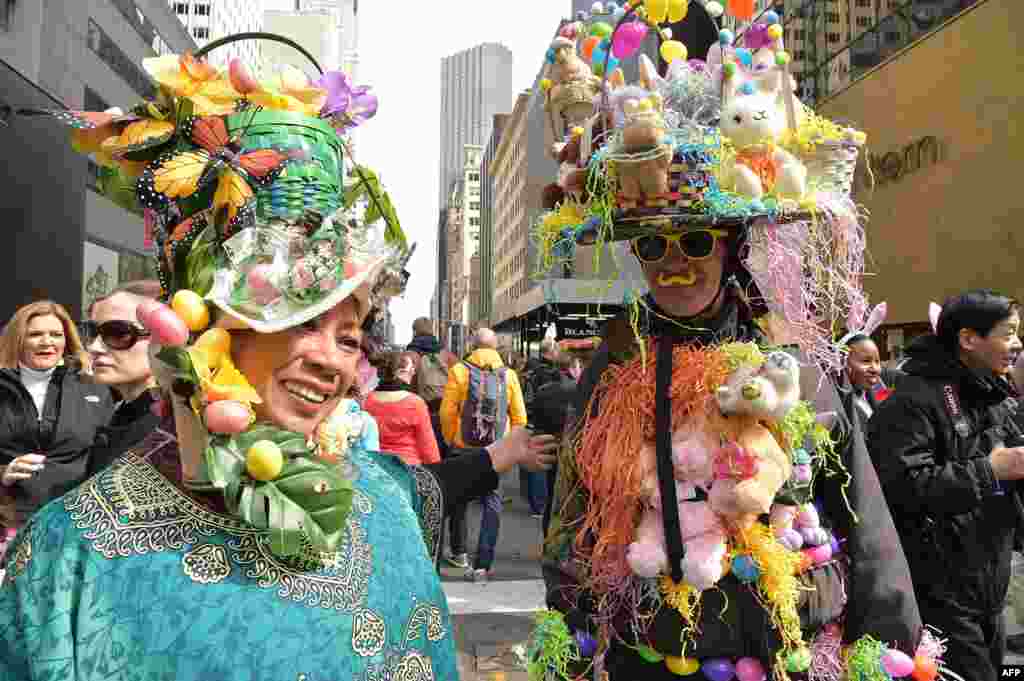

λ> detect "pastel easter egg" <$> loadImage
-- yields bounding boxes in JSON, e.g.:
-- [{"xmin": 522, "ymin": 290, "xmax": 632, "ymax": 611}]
[
  {"xmin": 193, "ymin": 327, "xmax": 232, "ymax": 359},
  {"xmin": 881, "ymin": 649, "xmax": 915, "ymax": 678},
  {"xmin": 735, "ymin": 657, "xmax": 767, "ymax": 681},
  {"xmin": 732, "ymin": 554, "xmax": 760, "ymax": 583},
  {"xmin": 701, "ymin": 657, "xmax": 736, "ymax": 681},
  {"xmin": 205, "ymin": 400, "xmax": 253, "ymax": 435},
  {"xmin": 138, "ymin": 300, "xmax": 189, "ymax": 347},
  {"xmin": 911, "ymin": 656, "xmax": 938, "ymax": 681},
  {"xmin": 664, "ymin": 655, "xmax": 700, "ymax": 675},
  {"xmin": 247, "ymin": 264, "xmax": 282, "ymax": 305},
  {"xmin": 779, "ymin": 528, "xmax": 804, "ymax": 551},
  {"xmin": 246, "ymin": 440, "xmax": 284, "ymax": 481},
  {"xmin": 171, "ymin": 290, "xmax": 210, "ymax": 332},
  {"xmin": 804, "ymin": 543, "xmax": 833, "ymax": 565}
]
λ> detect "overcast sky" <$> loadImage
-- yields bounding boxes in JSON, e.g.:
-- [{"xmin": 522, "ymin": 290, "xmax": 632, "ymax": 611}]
[{"xmin": 262, "ymin": 1, "xmax": 561, "ymax": 345}]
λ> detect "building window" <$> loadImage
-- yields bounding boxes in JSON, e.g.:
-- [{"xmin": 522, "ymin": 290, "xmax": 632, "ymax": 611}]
[
  {"xmin": 885, "ymin": 30, "xmax": 901, "ymax": 42},
  {"xmin": 856, "ymin": 16, "xmax": 871, "ymax": 27},
  {"xmin": 470, "ymin": 217, "xmax": 480, "ymax": 227},
  {"xmin": 826, "ymin": 32, "xmax": 841, "ymax": 43},
  {"xmin": 87, "ymin": 19, "xmax": 156, "ymax": 100},
  {"xmin": 469, "ymin": 173, "xmax": 480, "ymax": 182},
  {"xmin": 174, "ymin": 2, "xmax": 189, "ymax": 14},
  {"xmin": 825, "ymin": 12, "xmax": 840, "ymax": 23},
  {"xmin": 194, "ymin": 3, "xmax": 210, "ymax": 16},
  {"xmin": 470, "ymin": 202, "xmax": 480, "ymax": 211},
  {"xmin": 856, "ymin": 0, "xmax": 872, "ymax": 6},
  {"xmin": 0, "ymin": 0, "xmax": 13, "ymax": 32},
  {"xmin": 193, "ymin": 26, "xmax": 209, "ymax": 40}
]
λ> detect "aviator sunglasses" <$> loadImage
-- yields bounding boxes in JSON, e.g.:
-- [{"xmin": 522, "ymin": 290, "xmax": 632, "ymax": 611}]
[
  {"xmin": 630, "ymin": 229, "xmax": 729, "ymax": 264},
  {"xmin": 81, "ymin": 320, "xmax": 151, "ymax": 351}
]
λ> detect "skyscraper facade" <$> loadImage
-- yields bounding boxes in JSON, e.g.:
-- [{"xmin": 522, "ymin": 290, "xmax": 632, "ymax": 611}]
[
  {"xmin": 436, "ymin": 42, "xmax": 515, "ymax": 334},
  {"xmin": 169, "ymin": 0, "xmax": 264, "ymax": 68}
]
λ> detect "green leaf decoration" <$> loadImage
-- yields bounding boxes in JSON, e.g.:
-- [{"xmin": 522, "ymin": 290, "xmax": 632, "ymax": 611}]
[
  {"xmin": 205, "ymin": 440, "xmax": 245, "ymax": 490},
  {"xmin": 156, "ymin": 346, "xmax": 197, "ymax": 383},
  {"xmin": 236, "ymin": 457, "xmax": 354, "ymax": 556},
  {"xmin": 94, "ymin": 165, "xmax": 143, "ymax": 217},
  {"xmin": 184, "ymin": 224, "xmax": 217, "ymax": 296},
  {"xmin": 233, "ymin": 424, "xmax": 308, "ymax": 455},
  {"xmin": 342, "ymin": 163, "xmax": 407, "ymax": 249}
]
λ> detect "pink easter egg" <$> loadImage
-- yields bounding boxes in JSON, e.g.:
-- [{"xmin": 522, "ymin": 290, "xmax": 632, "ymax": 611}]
[
  {"xmin": 205, "ymin": 400, "xmax": 253, "ymax": 435},
  {"xmin": 796, "ymin": 506, "xmax": 818, "ymax": 526},
  {"xmin": 247, "ymin": 264, "xmax": 281, "ymax": 305},
  {"xmin": 804, "ymin": 543, "xmax": 832, "ymax": 565},
  {"xmin": 735, "ymin": 657, "xmax": 766, "ymax": 681},
  {"xmin": 149, "ymin": 398, "xmax": 171, "ymax": 419},
  {"xmin": 793, "ymin": 463, "xmax": 812, "ymax": 483},
  {"xmin": 137, "ymin": 300, "xmax": 189, "ymax": 347},
  {"xmin": 881, "ymin": 648, "xmax": 915, "ymax": 678}
]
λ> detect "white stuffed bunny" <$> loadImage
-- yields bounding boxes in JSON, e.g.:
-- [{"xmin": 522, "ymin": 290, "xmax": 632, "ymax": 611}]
[{"xmin": 720, "ymin": 92, "xmax": 807, "ymax": 200}]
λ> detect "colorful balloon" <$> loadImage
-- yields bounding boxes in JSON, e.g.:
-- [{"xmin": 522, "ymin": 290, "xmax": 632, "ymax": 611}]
[
  {"xmin": 705, "ymin": 1, "xmax": 725, "ymax": 18},
  {"xmin": 590, "ymin": 21, "xmax": 613, "ymax": 38},
  {"xmin": 762, "ymin": 10, "xmax": 780, "ymax": 24},
  {"xmin": 735, "ymin": 657, "xmax": 766, "ymax": 681},
  {"xmin": 775, "ymin": 51, "xmax": 792, "ymax": 66},
  {"xmin": 612, "ymin": 21, "xmax": 648, "ymax": 59},
  {"xmin": 727, "ymin": 0, "xmax": 755, "ymax": 20},
  {"xmin": 660, "ymin": 40, "xmax": 687, "ymax": 63},
  {"xmin": 701, "ymin": 657, "xmax": 736, "ymax": 681},
  {"xmin": 668, "ymin": 0, "xmax": 689, "ymax": 22},
  {"xmin": 592, "ymin": 1, "xmax": 605, "ymax": 13},
  {"xmin": 767, "ymin": 24, "xmax": 783, "ymax": 40},
  {"xmin": 719, "ymin": 29, "xmax": 734, "ymax": 46},
  {"xmin": 581, "ymin": 35, "xmax": 601, "ymax": 62}
]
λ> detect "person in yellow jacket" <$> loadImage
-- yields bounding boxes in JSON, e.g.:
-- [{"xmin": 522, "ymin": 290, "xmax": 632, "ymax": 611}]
[{"xmin": 440, "ymin": 328, "xmax": 527, "ymax": 580}]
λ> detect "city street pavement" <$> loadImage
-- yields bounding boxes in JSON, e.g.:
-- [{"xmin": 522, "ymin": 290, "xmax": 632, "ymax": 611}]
[{"xmin": 441, "ymin": 470, "xmax": 545, "ymax": 680}]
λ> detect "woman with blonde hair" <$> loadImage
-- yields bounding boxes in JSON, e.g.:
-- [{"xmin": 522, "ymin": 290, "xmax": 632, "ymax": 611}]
[{"xmin": 0, "ymin": 300, "xmax": 113, "ymax": 530}]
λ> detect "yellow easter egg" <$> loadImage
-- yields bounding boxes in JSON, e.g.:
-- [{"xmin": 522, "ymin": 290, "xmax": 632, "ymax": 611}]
[
  {"xmin": 659, "ymin": 40, "xmax": 688, "ymax": 64},
  {"xmin": 246, "ymin": 440, "xmax": 284, "ymax": 482},
  {"xmin": 768, "ymin": 23, "xmax": 783, "ymax": 40},
  {"xmin": 193, "ymin": 327, "xmax": 232, "ymax": 358},
  {"xmin": 665, "ymin": 655, "xmax": 700, "ymax": 675},
  {"xmin": 171, "ymin": 290, "xmax": 210, "ymax": 332}
]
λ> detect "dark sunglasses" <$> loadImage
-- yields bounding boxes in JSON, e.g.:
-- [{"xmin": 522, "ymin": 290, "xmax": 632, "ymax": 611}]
[
  {"xmin": 81, "ymin": 320, "xmax": 151, "ymax": 351},
  {"xmin": 630, "ymin": 229, "xmax": 729, "ymax": 264}
]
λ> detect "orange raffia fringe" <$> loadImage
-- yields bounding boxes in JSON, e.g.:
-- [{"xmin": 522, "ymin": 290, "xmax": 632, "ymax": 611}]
[{"xmin": 573, "ymin": 341, "xmax": 732, "ymax": 592}]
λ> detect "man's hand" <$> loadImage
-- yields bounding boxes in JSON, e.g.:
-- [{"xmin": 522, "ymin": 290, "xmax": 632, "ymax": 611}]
[
  {"xmin": 486, "ymin": 427, "xmax": 558, "ymax": 475},
  {"xmin": 989, "ymin": 446, "xmax": 1024, "ymax": 480}
]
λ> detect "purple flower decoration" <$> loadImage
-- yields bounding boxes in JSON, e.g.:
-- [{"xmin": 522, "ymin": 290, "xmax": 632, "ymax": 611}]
[
  {"xmin": 742, "ymin": 23, "xmax": 773, "ymax": 51},
  {"xmin": 314, "ymin": 71, "xmax": 379, "ymax": 132}
]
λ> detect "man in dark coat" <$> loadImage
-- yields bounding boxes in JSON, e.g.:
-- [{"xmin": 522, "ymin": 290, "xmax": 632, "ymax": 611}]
[
  {"xmin": 868, "ymin": 290, "xmax": 1024, "ymax": 681},
  {"xmin": 542, "ymin": 225, "xmax": 923, "ymax": 679}
]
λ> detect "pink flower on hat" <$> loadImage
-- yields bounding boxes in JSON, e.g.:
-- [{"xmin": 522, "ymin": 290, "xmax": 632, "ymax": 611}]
[{"xmin": 291, "ymin": 259, "xmax": 315, "ymax": 291}]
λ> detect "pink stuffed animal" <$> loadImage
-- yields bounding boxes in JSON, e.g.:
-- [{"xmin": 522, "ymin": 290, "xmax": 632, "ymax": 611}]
[{"xmin": 627, "ymin": 484, "xmax": 729, "ymax": 590}]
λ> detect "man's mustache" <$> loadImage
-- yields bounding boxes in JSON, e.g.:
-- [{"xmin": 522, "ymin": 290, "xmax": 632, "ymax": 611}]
[{"xmin": 657, "ymin": 272, "xmax": 697, "ymax": 286}]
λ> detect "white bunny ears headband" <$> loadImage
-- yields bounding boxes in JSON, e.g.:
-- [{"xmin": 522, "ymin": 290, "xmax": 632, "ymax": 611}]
[{"xmin": 838, "ymin": 302, "xmax": 888, "ymax": 347}]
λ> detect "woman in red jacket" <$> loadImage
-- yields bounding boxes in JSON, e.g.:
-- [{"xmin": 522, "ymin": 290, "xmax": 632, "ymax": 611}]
[{"xmin": 364, "ymin": 351, "xmax": 441, "ymax": 465}]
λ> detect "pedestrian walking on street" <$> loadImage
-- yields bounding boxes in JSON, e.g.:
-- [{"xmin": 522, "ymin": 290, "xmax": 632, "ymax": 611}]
[
  {"xmin": 869, "ymin": 290, "xmax": 1024, "ymax": 681},
  {"xmin": 441, "ymin": 327, "xmax": 527, "ymax": 582},
  {"xmin": 521, "ymin": 338, "xmax": 564, "ymax": 517},
  {"xmin": 364, "ymin": 350, "xmax": 441, "ymax": 465}
]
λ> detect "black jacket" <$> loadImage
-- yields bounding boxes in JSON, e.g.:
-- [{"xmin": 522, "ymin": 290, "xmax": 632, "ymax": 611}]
[
  {"xmin": 85, "ymin": 391, "xmax": 161, "ymax": 478},
  {"xmin": 0, "ymin": 367, "xmax": 114, "ymax": 523},
  {"xmin": 407, "ymin": 334, "xmax": 442, "ymax": 355},
  {"xmin": 543, "ymin": 292, "xmax": 922, "ymax": 678},
  {"xmin": 867, "ymin": 335, "xmax": 1024, "ymax": 612}
]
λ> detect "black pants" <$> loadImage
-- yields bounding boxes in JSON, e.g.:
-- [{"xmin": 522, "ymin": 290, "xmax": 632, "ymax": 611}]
[{"xmin": 919, "ymin": 598, "xmax": 1005, "ymax": 681}]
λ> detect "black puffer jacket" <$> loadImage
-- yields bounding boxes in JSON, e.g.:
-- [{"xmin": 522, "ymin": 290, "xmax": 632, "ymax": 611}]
[
  {"xmin": 406, "ymin": 334, "xmax": 442, "ymax": 355},
  {"xmin": 85, "ymin": 391, "xmax": 161, "ymax": 478},
  {"xmin": 0, "ymin": 367, "xmax": 114, "ymax": 524},
  {"xmin": 867, "ymin": 334, "xmax": 1024, "ymax": 612}
]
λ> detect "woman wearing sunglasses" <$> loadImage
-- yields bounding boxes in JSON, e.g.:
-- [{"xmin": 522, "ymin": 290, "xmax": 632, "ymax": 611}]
[
  {"xmin": 82, "ymin": 280, "xmax": 164, "ymax": 478},
  {"xmin": 0, "ymin": 300, "xmax": 113, "ymax": 533}
]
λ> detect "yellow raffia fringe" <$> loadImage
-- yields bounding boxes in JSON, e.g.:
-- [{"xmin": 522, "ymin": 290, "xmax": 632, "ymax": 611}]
[
  {"xmin": 717, "ymin": 342, "xmax": 765, "ymax": 373},
  {"xmin": 735, "ymin": 523, "xmax": 805, "ymax": 664}
]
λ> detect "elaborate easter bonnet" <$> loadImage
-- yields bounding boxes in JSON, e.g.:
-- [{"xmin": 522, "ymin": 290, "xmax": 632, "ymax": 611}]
[
  {"xmin": 536, "ymin": 1, "xmax": 874, "ymax": 373},
  {"xmin": 23, "ymin": 33, "xmax": 411, "ymax": 558}
]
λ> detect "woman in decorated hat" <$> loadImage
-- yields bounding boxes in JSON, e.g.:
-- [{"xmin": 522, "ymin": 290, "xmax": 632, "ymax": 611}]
[
  {"xmin": 0, "ymin": 39, "xmax": 556, "ymax": 680},
  {"xmin": 529, "ymin": 5, "xmax": 940, "ymax": 681}
]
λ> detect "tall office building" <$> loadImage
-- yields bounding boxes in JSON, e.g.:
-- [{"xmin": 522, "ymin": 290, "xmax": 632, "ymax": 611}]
[
  {"xmin": 478, "ymin": 113, "xmax": 509, "ymax": 326},
  {"xmin": 436, "ymin": 42, "xmax": 515, "ymax": 335},
  {"xmin": 298, "ymin": 0, "xmax": 359, "ymax": 78},
  {"xmin": 169, "ymin": 0, "xmax": 264, "ymax": 69}
]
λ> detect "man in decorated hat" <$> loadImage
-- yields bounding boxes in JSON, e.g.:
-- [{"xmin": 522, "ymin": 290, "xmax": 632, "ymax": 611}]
[
  {"xmin": 530, "ymin": 5, "xmax": 929, "ymax": 680},
  {"xmin": 0, "ymin": 41, "xmax": 557, "ymax": 680}
]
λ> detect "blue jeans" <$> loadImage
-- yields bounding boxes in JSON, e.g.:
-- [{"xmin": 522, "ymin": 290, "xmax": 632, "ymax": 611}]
[
  {"xmin": 474, "ymin": 490, "xmax": 502, "ymax": 570},
  {"xmin": 525, "ymin": 469, "xmax": 548, "ymax": 516}
]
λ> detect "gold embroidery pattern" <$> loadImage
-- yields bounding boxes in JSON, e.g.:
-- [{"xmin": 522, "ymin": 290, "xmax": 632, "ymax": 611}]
[
  {"xmin": 352, "ymin": 607, "xmax": 387, "ymax": 657},
  {"xmin": 3, "ymin": 526, "xmax": 32, "ymax": 584},
  {"xmin": 182, "ymin": 543, "xmax": 231, "ymax": 584},
  {"xmin": 65, "ymin": 452, "xmax": 373, "ymax": 611},
  {"xmin": 393, "ymin": 651, "xmax": 434, "ymax": 681},
  {"xmin": 409, "ymin": 466, "xmax": 443, "ymax": 563},
  {"xmin": 404, "ymin": 602, "xmax": 447, "ymax": 646}
]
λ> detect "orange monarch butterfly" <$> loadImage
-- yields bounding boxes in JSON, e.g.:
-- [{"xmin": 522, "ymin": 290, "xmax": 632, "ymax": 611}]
[
  {"xmin": 154, "ymin": 212, "xmax": 209, "ymax": 296},
  {"xmin": 136, "ymin": 115, "xmax": 301, "ymax": 234}
]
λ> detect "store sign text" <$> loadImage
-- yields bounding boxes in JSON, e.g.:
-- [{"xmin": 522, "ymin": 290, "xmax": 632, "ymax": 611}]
[{"xmin": 865, "ymin": 136, "xmax": 941, "ymax": 185}]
